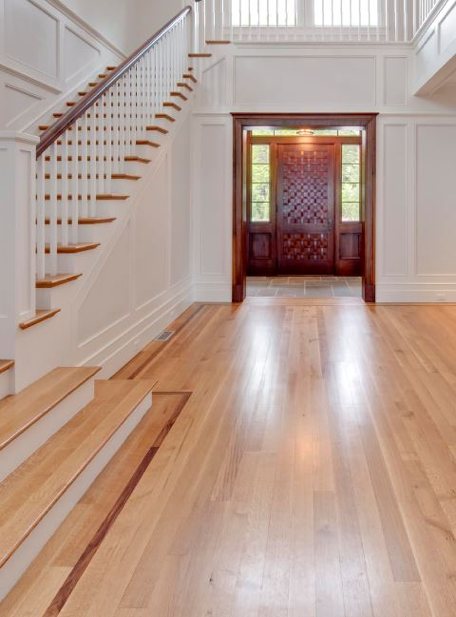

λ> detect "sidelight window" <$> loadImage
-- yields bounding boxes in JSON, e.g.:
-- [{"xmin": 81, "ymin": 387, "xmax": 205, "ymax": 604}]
[
  {"xmin": 341, "ymin": 144, "xmax": 361, "ymax": 222},
  {"xmin": 251, "ymin": 144, "xmax": 271, "ymax": 222}
]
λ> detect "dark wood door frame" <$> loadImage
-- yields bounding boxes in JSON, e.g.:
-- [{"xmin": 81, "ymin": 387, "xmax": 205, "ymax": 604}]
[{"xmin": 232, "ymin": 113, "xmax": 378, "ymax": 303}]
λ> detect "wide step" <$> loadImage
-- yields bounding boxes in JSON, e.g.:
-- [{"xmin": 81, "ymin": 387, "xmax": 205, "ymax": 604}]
[
  {"xmin": 0, "ymin": 379, "xmax": 153, "ymax": 599},
  {"xmin": 0, "ymin": 367, "xmax": 100, "ymax": 453}
]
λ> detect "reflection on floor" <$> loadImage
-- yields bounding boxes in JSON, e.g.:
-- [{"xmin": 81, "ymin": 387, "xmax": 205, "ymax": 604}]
[{"xmin": 247, "ymin": 275, "xmax": 363, "ymax": 298}]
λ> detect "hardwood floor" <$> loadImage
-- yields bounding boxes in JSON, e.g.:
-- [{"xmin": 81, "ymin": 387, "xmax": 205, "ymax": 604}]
[{"xmin": 2, "ymin": 300, "xmax": 456, "ymax": 616}]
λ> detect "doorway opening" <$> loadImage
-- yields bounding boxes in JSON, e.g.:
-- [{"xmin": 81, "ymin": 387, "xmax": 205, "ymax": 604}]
[{"xmin": 232, "ymin": 114, "xmax": 377, "ymax": 303}]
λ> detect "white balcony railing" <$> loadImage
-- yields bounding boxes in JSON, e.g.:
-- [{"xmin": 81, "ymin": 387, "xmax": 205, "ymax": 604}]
[{"xmin": 193, "ymin": 0, "xmax": 443, "ymax": 44}]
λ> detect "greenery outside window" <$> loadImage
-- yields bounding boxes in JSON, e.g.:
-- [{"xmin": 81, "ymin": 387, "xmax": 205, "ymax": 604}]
[
  {"xmin": 341, "ymin": 144, "xmax": 361, "ymax": 222},
  {"xmin": 251, "ymin": 144, "xmax": 271, "ymax": 222}
]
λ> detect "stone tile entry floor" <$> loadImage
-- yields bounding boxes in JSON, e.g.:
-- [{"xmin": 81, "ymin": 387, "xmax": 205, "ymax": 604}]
[{"xmin": 246, "ymin": 276, "xmax": 363, "ymax": 298}]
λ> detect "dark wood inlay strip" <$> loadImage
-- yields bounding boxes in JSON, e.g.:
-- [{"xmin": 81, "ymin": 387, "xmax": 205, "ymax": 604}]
[{"xmin": 44, "ymin": 391, "xmax": 192, "ymax": 617}]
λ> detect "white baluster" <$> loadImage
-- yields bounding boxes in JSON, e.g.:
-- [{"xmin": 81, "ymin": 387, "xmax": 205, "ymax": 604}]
[
  {"xmin": 119, "ymin": 77, "xmax": 126, "ymax": 173},
  {"xmin": 367, "ymin": 0, "xmax": 371, "ymax": 41},
  {"xmin": 61, "ymin": 132, "xmax": 69, "ymax": 246},
  {"xmin": 348, "ymin": 0, "xmax": 352, "ymax": 41},
  {"xmin": 358, "ymin": 0, "xmax": 361, "ymax": 40},
  {"xmin": 276, "ymin": 0, "xmax": 279, "ymax": 40},
  {"xmin": 90, "ymin": 105, "xmax": 97, "ymax": 216},
  {"xmin": 340, "ymin": 0, "xmax": 343, "ymax": 41},
  {"xmin": 106, "ymin": 91, "xmax": 113, "ymax": 194},
  {"xmin": 81, "ymin": 114, "xmax": 88, "ymax": 218},
  {"xmin": 212, "ymin": 0, "xmax": 216, "ymax": 40},
  {"xmin": 396, "ymin": 0, "xmax": 400, "ymax": 42},
  {"xmin": 100, "ymin": 96, "xmax": 106, "ymax": 195},
  {"xmin": 113, "ymin": 84, "xmax": 120, "ymax": 174},
  {"xmin": 36, "ymin": 156, "xmax": 45, "ymax": 280},
  {"xmin": 49, "ymin": 142, "xmax": 58, "ymax": 274},
  {"xmin": 71, "ymin": 120, "xmax": 79, "ymax": 244}
]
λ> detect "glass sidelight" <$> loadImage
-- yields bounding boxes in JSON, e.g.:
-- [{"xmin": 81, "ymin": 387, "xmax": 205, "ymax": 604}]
[
  {"xmin": 250, "ymin": 144, "xmax": 271, "ymax": 222},
  {"xmin": 341, "ymin": 144, "xmax": 361, "ymax": 222}
]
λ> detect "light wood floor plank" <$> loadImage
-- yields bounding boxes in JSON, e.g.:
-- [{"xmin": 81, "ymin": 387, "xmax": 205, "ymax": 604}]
[{"xmin": 4, "ymin": 302, "xmax": 456, "ymax": 616}]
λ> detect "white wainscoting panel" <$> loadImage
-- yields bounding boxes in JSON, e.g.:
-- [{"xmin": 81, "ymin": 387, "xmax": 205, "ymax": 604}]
[
  {"xmin": 439, "ymin": 0, "xmax": 456, "ymax": 54},
  {"xmin": 382, "ymin": 124, "xmax": 409, "ymax": 277},
  {"xmin": 5, "ymin": 0, "xmax": 59, "ymax": 81},
  {"xmin": 234, "ymin": 55, "xmax": 377, "ymax": 108},
  {"xmin": 199, "ymin": 123, "xmax": 228, "ymax": 277},
  {"xmin": 78, "ymin": 224, "xmax": 131, "ymax": 345},
  {"xmin": 192, "ymin": 116, "xmax": 232, "ymax": 302},
  {"xmin": 170, "ymin": 119, "xmax": 191, "ymax": 286},
  {"xmin": 64, "ymin": 25, "xmax": 100, "ymax": 82},
  {"xmin": 0, "ymin": 0, "xmax": 123, "ymax": 130},
  {"xmin": 3, "ymin": 82, "xmax": 43, "ymax": 127},
  {"xmin": 384, "ymin": 56, "xmax": 408, "ymax": 106},
  {"xmin": 414, "ymin": 0, "xmax": 456, "ymax": 94},
  {"xmin": 416, "ymin": 123, "xmax": 456, "ymax": 276},
  {"xmin": 135, "ymin": 158, "xmax": 169, "ymax": 309}
]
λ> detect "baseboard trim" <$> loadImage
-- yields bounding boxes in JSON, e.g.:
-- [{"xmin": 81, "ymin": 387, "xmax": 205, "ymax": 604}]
[
  {"xmin": 194, "ymin": 282, "xmax": 231, "ymax": 303},
  {"xmin": 377, "ymin": 284, "xmax": 456, "ymax": 303}
]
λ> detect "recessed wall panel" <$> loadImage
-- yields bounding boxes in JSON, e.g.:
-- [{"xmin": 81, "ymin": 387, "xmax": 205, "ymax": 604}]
[
  {"xmin": 200, "ymin": 124, "xmax": 227, "ymax": 276},
  {"xmin": 5, "ymin": 0, "xmax": 58, "ymax": 79},
  {"xmin": 416, "ymin": 124, "xmax": 456, "ymax": 275},
  {"xmin": 383, "ymin": 124, "xmax": 408, "ymax": 276},
  {"xmin": 234, "ymin": 56, "xmax": 376, "ymax": 107}
]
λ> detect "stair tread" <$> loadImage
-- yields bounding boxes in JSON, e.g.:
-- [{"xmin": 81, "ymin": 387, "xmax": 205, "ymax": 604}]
[
  {"xmin": 44, "ymin": 217, "xmax": 117, "ymax": 225},
  {"xmin": 0, "ymin": 360, "xmax": 14, "ymax": 376},
  {"xmin": 0, "ymin": 379, "xmax": 153, "ymax": 569},
  {"xmin": 44, "ymin": 243, "xmax": 100, "ymax": 254},
  {"xmin": 44, "ymin": 194, "xmax": 129, "ymax": 201},
  {"xmin": 155, "ymin": 114, "xmax": 176, "ymax": 122},
  {"xmin": 36, "ymin": 273, "xmax": 82, "ymax": 288},
  {"xmin": 0, "ymin": 367, "xmax": 100, "ymax": 451},
  {"xmin": 146, "ymin": 125, "xmax": 169, "ymax": 134},
  {"xmin": 18, "ymin": 309, "xmax": 61, "ymax": 330}
]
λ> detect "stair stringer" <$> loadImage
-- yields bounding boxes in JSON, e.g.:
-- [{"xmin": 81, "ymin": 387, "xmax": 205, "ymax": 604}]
[{"xmin": 14, "ymin": 95, "xmax": 197, "ymax": 390}]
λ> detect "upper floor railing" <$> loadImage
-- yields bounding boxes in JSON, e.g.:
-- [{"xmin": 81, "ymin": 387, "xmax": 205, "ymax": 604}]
[{"xmin": 194, "ymin": 0, "xmax": 443, "ymax": 44}]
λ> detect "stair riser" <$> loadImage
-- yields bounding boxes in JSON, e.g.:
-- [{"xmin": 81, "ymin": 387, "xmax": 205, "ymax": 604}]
[
  {"xmin": 44, "ymin": 250, "xmax": 99, "ymax": 274},
  {"xmin": 42, "ymin": 178, "xmax": 133, "ymax": 195},
  {"xmin": 0, "ymin": 379, "xmax": 95, "ymax": 484},
  {"xmin": 0, "ymin": 391, "xmax": 152, "ymax": 602},
  {"xmin": 134, "ymin": 143, "xmax": 161, "ymax": 159},
  {"xmin": 42, "ymin": 160, "xmax": 145, "ymax": 177},
  {"xmin": 41, "ymin": 199, "xmax": 127, "ymax": 226},
  {"xmin": 44, "ymin": 222, "xmax": 114, "ymax": 246},
  {"xmin": 0, "ymin": 370, "xmax": 12, "ymax": 401}
]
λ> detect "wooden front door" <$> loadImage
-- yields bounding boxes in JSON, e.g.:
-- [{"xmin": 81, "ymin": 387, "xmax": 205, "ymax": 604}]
[{"xmin": 276, "ymin": 143, "xmax": 335, "ymax": 275}]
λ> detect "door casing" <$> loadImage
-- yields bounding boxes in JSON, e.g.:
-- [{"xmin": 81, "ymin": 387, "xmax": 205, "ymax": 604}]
[{"xmin": 232, "ymin": 113, "xmax": 377, "ymax": 303}]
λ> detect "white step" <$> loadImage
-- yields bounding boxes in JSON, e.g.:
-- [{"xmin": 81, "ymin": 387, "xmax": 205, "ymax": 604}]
[
  {"xmin": 0, "ymin": 379, "xmax": 153, "ymax": 603},
  {"xmin": 0, "ymin": 366, "xmax": 100, "ymax": 483}
]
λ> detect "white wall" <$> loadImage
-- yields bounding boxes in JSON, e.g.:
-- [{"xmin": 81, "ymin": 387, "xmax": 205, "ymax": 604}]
[
  {"xmin": 56, "ymin": 0, "xmax": 136, "ymax": 53},
  {"xmin": 0, "ymin": 0, "xmax": 124, "ymax": 131},
  {"xmin": 413, "ymin": 0, "xmax": 456, "ymax": 95},
  {"xmin": 73, "ymin": 110, "xmax": 193, "ymax": 375},
  {"xmin": 191, "ymin": 44, "xmax": 456, "ymax": 303},
  {"xmin": 0, "ymin": 0, "xmax": 184, "ymax": 132},
  {"xmin": 132, "ymin": 0, "xmax": 185, "ymax": 53}
]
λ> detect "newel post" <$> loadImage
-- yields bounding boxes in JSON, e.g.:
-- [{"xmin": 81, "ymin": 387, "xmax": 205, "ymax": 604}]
[{"xmin": 0, "ymin": 132, "xmax": 39, "ymax": 360}]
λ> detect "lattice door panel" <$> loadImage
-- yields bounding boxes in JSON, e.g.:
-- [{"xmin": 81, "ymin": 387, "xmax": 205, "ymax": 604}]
[
  {"xmin": 281, "ymin": 149, "xmax": 332, "ymax": 227},
  {"xmin": 283, "ymin": 233, "xmax": 330, "ymax": 262},
  {"xmin": 277, "ymin": 144, "xmax": 335, "ymax": 274}
]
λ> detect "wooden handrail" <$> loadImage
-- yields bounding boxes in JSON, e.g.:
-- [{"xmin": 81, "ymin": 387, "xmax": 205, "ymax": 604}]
[{"xmin": 37, "ymin": 5, "xmax": 192, "ymax": 158}]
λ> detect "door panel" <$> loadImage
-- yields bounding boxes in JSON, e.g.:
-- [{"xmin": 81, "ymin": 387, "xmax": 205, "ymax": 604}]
[{"xmin": 277, "ymin": 144, "xmax": 335, "ymax": 274}]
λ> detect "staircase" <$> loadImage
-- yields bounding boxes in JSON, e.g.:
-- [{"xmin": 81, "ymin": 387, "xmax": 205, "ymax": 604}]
[{"xmin": 0, "ymin": 3, "xmax": 216, "ymax": 604}]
